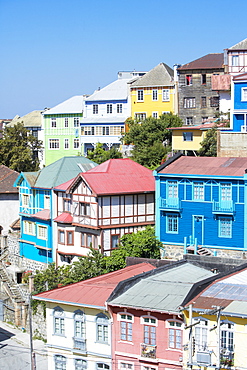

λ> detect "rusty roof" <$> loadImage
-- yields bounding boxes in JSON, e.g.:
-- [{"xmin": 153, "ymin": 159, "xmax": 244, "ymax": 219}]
[
  {"xmin": 0, "ymin": 165, "xmax": 19, "ymax": 193},
  {"xmin": 32, "ymin": 209, "xmax": 50, "ymax": 220},
  {"xmin": 178, "ymin": 53, "xmax": 224, "ymax": 71},
  {"xmin": 54, "ymin": 212, "xmax": 73, "ymax": 224},
  {"xmin": 157, "ymin": 156, "xmax": 247, "ymax": 177}
]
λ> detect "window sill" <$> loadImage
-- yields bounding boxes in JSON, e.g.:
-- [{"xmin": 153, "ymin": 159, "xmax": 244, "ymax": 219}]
[{"xmin": 118, "ymin": 340, "xmax": 134, "ymax": 345}]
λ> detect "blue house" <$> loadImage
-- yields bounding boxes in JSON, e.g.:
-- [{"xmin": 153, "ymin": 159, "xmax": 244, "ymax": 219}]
[
  {"xmin": 154, "ymin": 153, "xmax": 247, "ymax": 257},
  {"xmin": 14, "ymin": 156, "xmax": 97, "ymax": 265},
  {"xmin": 231, "ymin": 72, "xmax": 247, "ymax": 132}
]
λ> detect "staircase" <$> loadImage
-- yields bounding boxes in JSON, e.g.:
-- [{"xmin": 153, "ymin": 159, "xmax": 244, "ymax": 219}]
[
  {"xmin": 197, "ymin": 247, "xmax": 213, "ymax": 256},
  {"xmin": 0, "ymin": 262, "xmax": 24, "ymax": 303}
]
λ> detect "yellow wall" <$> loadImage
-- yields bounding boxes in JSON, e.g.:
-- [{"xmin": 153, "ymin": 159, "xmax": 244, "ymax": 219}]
[
  {"xmin": 130, "ymin": 86, "xmax": 175, "ymax": 119},
  {"xmin": 171, "ymin": 129, "xmax": 206, "ymax": 151}
]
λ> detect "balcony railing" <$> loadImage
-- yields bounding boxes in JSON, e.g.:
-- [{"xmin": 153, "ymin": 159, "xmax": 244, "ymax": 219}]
[
  {"xmin": 73, "ymin": 337, "xmax": 86, "ymax": 351},
  {"xmin": 212, "ymin": 200, "xmax": 235, "ymax": 215},
  {"xmin": 220, "ymin": 349, "xmax": 234, "ymax": 367},
  {"xmin": 159, "ymin": 197, "xmax": 181, "ymax": 211},
  {"xmin": 141, "ymin": 344, "xmax": 156, "ymax": 359}
]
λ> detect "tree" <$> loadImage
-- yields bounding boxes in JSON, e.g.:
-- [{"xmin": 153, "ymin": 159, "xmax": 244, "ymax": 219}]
[
  {"xmin": 122, "ymin": 114, "xmax": 182, "ymax": 168},
  {"xmin": 0, "ymin": 122, "xmax": 43, "ymax": 171},
  {"xmin": 198, "ymin": 127, "xmax": 217, "ymax": 157},
  {"xmin": 87, "ymin": 143, "xmax": 122, "ymax": 164}
]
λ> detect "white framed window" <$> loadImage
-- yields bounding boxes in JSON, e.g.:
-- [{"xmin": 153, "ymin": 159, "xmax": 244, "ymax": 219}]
[
  {"xmin": 135, "ymin": 113, "xmax": 146, "ymax": 121},
  {"xmin": 93, "ymin": 104, "xmax": 98, "ymax": 114},
  {"xmin": 74, "ymin": 117, "xmax": 80, "ymax": 127},
  {"xmin": 241, "ymin": 87, "xmax": 247, "ymax": 101},
  {"xmin": 219, "ymin": 217, "xmax": 232, "ymax": 238},
  {"xmin": 63, "ymin": 197, "xmax": 71, "ymax": 212},
  {"xmin": 166, "ymin": 214, "xmax": 178, "ymax": 234},
  {"xmin": 64, "ymin": 138, "xmax": 69, "ymax": 149},
  {"xmin": 82, "ymin": 126, "xmax": 95, "ymax": 135},
  {"xmin": 51, "ymin": 118, "xmax": 57, "ymax": 128},
  {"xmin": 37, "ymin": 225, "xmax": 47, "ymax": 240},
  {"xmin": 44, "ymin": 194, "xmax": 50, "ymax": 209},
  {"xmin": 107, "ymin": 104, "xmax": 112, "ymax": 114},
  {"xmin": 193, "ymin": 182, "xmax": 204, "ymax": 200},
  {"xmin": 184, "ymin": 97, "xmax": 196, "ymax": 108},
  {"xmin": 58, "ymin": 230, "xmax": 65, "ymax": 244},
  {"xmin": 186, "ymin": 117, "xmax": 193, "ymax": 125},
  {"xmin": 167, "ymin": 180, "xmax": 178, "ymax": 198},
  {"xmin": 137, "ymin": 90, "xmax": 144, "ymax": 101},
  {"xmin": 79, "ymin": 202, "xmax": 91, "ymax": 216},
  {"xmin": 111, "ymin": 234, "xmax": 119, "ymax": 249},
  {"xmin": 96, "ymin": 364, "xmax": 110, "ymax": 370},
  {"xmin": 220, "ymin": 183, "xmax": 232, "ymax": 201},
  {"xmin": 142, "ymin": 366, "xmax": 157, "ymax": 370},
  {"xmin": 141, "ymin": 316, "xmax": 157, "ymax": 346},
  {"xmin": 75, "ymin": 359, "xmax": 87, "ymax": 370},
  {"xmin": 49, "ymin": 139, "xmax": 60, "ymax": 149},
  {"xmin": 54, "ymin": 307, "xmax": 65, "ymax": 336},
  {"xmin": 152, "ymin": 89, "xmax": 158, "ymax": 101},
  {"xmin": 183, "ymin": 132, "xmax": 193, "ymax": 141},
  {"xmin": 119, "ymin": 362, "xmax": 134, "ymax": 370},
  {"xmin": 221, "ymin": 322, "xmax": 234, "ymax": 352},
  {"xmin": 162, "ymin": 89, "xmax": 170, "ymax": 102},
  {"xmin": 74, "ymin": 310, "xmax": 85, "ymax": 339},
  {"xmin": 55, "ymin": 355, "xmax": 66, "ymax": 370},
  {"xmin": 117, "ymin": 104, "xmax": 122, "ymax": 113},
  {"xmin": 152, "ymin": 112, "xmax": 158, "ymax": 118},
  {"xmin": 102, "ymin": 126, "xmax": 109, "ymax": 135},
  {"xmin": 24, "ymin": 221, "xmax": 35, "ymax": 236},
  {"xmin": 118, "ymin": 313, "xmax": 133, "ymax": 341},
  {"xmin": 22, "ymin": 194, "xmax": 29, "ymax": 207},
  {"xmin": 194, "ymin": 318, "xmax": 208, "ymax": 351},
  {"xmin": 74, "ymin": 139, "xmax": 80, "ymax": 149},
  {"xmin": 167, "ymin": 320, "xmax": 182, "ymax": 349},
  {"xmin": 64, "ymin": 117, "xmax": 68, "ymax": 127},
  {"xmin": 96, "ymin": 313, "xmax": 109, "ymax": 343},
  {"xmin": 232, "ymin": 55, "xmax": 239, "ymax": 66}
]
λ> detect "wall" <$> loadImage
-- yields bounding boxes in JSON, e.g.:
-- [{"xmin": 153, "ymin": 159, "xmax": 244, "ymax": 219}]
[
  {"xmin": 217, "ymin": 131, "xmax": 247, "ymax": 156},
  {"xmin": 0, "ymin": 194, "xmax": 19, "ymax": 235}
]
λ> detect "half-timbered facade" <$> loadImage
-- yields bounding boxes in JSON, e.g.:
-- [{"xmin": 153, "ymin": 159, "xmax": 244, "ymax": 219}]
[{"xmin": 53, "ymin": 158, "xmax": 155, "ymax": 264}]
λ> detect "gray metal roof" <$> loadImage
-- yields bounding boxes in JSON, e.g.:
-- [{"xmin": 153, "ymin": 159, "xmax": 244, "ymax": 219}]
[
  {"xmin": 108, "ymin": 263, "xmax": 213, "ymax": 314},
  {"xmin": 86, "ymin": 78, "xmax": 131, "ymax": 102},
  {"xmin": 43, "ymin": 96, "xmax": 86, "ymax": 115},
  {"xmin": 222, "ymin": 301, "xmax": 247, "ymax": 318},
  {"xmin": 8, "ymin": 110, "xmax": 43, "ymax": 128},
  {"xmin": 130, "ymin": 63, "xmax": 174, "ymax": 88},
  {"xmin": 229, "ymin": 38, "xmax": 247, "ymax": 50}
]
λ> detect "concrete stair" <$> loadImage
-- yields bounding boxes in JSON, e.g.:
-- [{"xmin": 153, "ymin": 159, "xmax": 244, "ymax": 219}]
[
  {"xmin": 0, "ymin": 263, "xmax": 24, "ymax": 303},
  {"xmin": 197, "ymin": 247, "xmax": 213, "ymax": 256}
]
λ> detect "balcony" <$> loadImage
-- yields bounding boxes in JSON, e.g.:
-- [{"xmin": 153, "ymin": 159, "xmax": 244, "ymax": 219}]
[
  {"xmin": 73, "ymin": 337, "xmax": 86, "ymax": 352},
  {"xmin": 159, "ymin": 197, "xmax": 181, "ymax": 212},
  {"xmin": 141, "ymin": 344, "xmax": 156, "ymax": 359},
  {"xmin": 212, "ymin": 200, "xmax": 235, "ymax": 215},
  {"xmin": 220, "ymin": 349, "xmax": 234, "ymax": 367}
]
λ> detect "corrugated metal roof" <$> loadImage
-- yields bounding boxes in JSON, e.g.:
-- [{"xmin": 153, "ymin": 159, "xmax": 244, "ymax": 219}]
[
  {"xmin": 222, "ymin": 301, "xmax": 247, "ymax": 317},
  {"xmin": 8, "ymin": 110, "xmax": 43, "ymax": 128},
  {"xmin": 178, "ymin": 54, "xmax": 224, "ymax": 71},
  {"xmin": 86, "ymin": 78, "xmax": 131, "ymax": 102},
  {"xmin": 32, "ymin": 209, "xmax": 50, "ymax": 220},
  {"xmin": 33, "ymin": 263, "xmax": 155, "ymax": 307},
  {"xmin": 23, "ymin": 172, "xmax": 40, "ymax": 187},
  {"xmin": 70, "ymin": 159, "xmax": 155, "ymax": 195},
  {"xmin": 0, "ymin": 165, "xmax": 19, "ymax": 194},
  {"xmin": 130, "ymin": 63, "xmax": 174, "ymax": 87},
  {"xmin": 54, "ymin": 212, "xmax": 73, "ymax": 223},
  {"xmin": 108, "ymin": 263, "xmax": 213, "ymax": 313},
  {"xmin": 228, "ymin": 38, "xmax": 247, "ymax": 50},
  {"xmin": 157, "ymin": 156, "xmax": 247, "ymax": 177},
  {"xmin": 43, "ymin": 96, "xmax": 86, "ymax": 115},
  {"xmin": 169, "ymin": 122, "xmax": 218, "ymax": 131}
]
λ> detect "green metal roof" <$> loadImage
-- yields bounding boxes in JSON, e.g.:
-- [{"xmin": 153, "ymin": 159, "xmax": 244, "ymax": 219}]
[
  {"xmin": 108, "ymin": 263, "xmax": 213, "ymax": 314},
  {"xmin": 34, "ymin": 156, "xmax": 97, "ymax": 188}
]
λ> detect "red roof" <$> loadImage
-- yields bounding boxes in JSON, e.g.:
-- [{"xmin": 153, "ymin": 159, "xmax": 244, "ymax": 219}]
[
  {"xmin": 32, "ymin": 209, "xmax": 50, "ymax": 220},
  {"xmin": 54, "ymin": 177, "xmax": 75, "ymax": 191},
  {"xmin": 0, "ymin": 165, "xmax": 19, "ymax": 194},
  {"xmin": 178, "ymin": 53, "xmax": 224, "ymax": 71},
  {"xmin": 69, "ymin": 159, "xmax": 155, "ymax": 195},
  {"xmin": 33, "ymin": 263, "xmax": 155, "ymax": 307},
  {"xmin": 54, "ymin": 212, "xmax": 73, "ymax": 224},
  {"xmin": 169, "ymin": 122, "xmax": 218, "ymax": 131},
  {"xmin": 158, "ymin": 156, "xmax": 247, "ymax": 177}
]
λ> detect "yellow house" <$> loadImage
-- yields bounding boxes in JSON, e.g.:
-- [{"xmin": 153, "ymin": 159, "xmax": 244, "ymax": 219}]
[
  {"xmin": 129, "ymin": 63, "xmax": 175, "ymax": 120},
  {"xmin": 181, "ymin": 263, "xmax": 247, "ymax": 370}
]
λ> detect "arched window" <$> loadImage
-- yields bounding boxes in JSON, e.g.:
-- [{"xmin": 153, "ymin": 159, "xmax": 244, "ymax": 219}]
[
  {"xmin": 53, "ymin": 307, "xmax": 65, "ymax": 336},
  {"xmin": 54, "ymin": 354, "xmax": 66, "ymax": 370},
  {"xmin": 96, "ymin": 313, "xmax": 109, "ymax": 343},
  {"xmin": 75, "ymin": 359, "xmax": 87, "ymax": 370}
]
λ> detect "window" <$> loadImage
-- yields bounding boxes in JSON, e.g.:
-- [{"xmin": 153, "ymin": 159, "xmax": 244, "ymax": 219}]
[
  {"xmin": 75, "ymin": 359, "xmax": 87, "ymax": 370},
  {"xmin": 111, "ymin": 234, "xmax": 119, "ymax": 249},
  {"xmin": 93, "ymin": 104, "xmax": 99, "ymax": 114},
  {"xmin": 209, "ymin": 96, "xmax": 219, "ymax": 107},
  {"xmin": 63, "ymin": 198, "xmax": 71, "ymax": 212},
  {"xmin": 107, "ymin": 104, "xmax": 112, "ymax": 114},
  {"xmin": 54, "ymin": 307, "xmax": 65, "ymax": 335},
  {"xmin": 120, "ymin": 363, "xmax": 133, "ymax": 370},
  {"xmin": 162, "ymin": 89, "xmax": 170, "ymax": 102},
  {"xmin": 82, "ymin": 126, "xmax": 95, "ymax": 135},
  {"xmin": 219, "ymin": 217, "xmax": 232, "ymax": 238},
  {"xmin": 67, "ymin": 231, "xmax": 74, "ymax": 245},
  {"xmin": 186, "ymin": 117, "xmax": 193, "ymax": 125},
  {"xmin": 137, "ymin": 90, "xmax": 144, "ymax": 101},
  {"xmin": 24, "ymin": 221, "xmax": 35, "ymax": 236},
  {"xmin": 232, "ymin": 55, "xmax": 239, "ymax": 66},
  {"xmin": 183, "ymin": 132, "xmax": 193, "ymax": 141},
  {"xmin": 55, "ymin": 355, "xmax": 66, "ymax": 370},
  {"xmin": 194, "ymin": 318, "xmax": 208, "ymax": 351},
  {"xmin": 81, "ymin": 233, "xmax": 94, "ymax": 248},
  {"xmin": 201, "ymin": 74, "xmax": 206, "ymax": 84},
  {"xmin": 241, "ymin": 87, "xmax": 247, "ymax": 101},
  {"xmin": 119, "ymin": 313, "xmax": 133, "ymax": 341},
  {"xmin": 202, "ymin": 116, "xmax": 208, "ymax": 122},
  {"xmin": 142, "ymin": 317, "xmax": 157, "ymax": 345},
  {"xmin": 22, "ymin": 194, "xmax": 29, "ymax": 207},
  {"xmin": 184, "ymin": 97, "xmax": 196, "ymax": 108},
  {"xmin": 193, "ymin": 182, "xmax": 204, "ymax": 200},
  {"xmin": 74, "ymin": 311, "xmax": 85, "ymax": 339},
  {"xmin": 64, "ymin": 138, "xmax": 69, "ymax": 149},
  {"xmin": 117, "ymin": 104, "xmax": 122, "ymax": 113},
  {"xmin": 102, "ymin": 126, "xmax": 109, "ymax": 135},
  {"xmin": 152, "ymin": 112, "xmax": 158, "ymax": 118},
  {"xmin": 96, "ymin": 313, "xmax": 109, "ymax": 343},
  {"xmin": 44, "ymin": 194, "xmax": 50, "ymax": 209},
  {"xmin": 51, "ymin": 118, "xmax": 56, "ymax": 128},
  {"xmin": 220, "ymin": 183, "xmax": 232, "ymax": 201},
  {"xmin": 142, "ymin": 367, "xmax": 156, "ymax": 370},
  {"xmin": 64, "ymin": 118, "xmax": 68, "ymax": 127},
  {"xmin": 58, "ymin": 230, "xmax": 65, "ymax": 244},
  {"xmin": 32, "ymin": 129, "xmax": 38, "ymax": 138},
  {"xmin": 135, "ymin": 113, "xmax": 146, "ymax": 121},
  {"xmin": 37, "ymin": 225, "xmax": 47, "ymax": 240},
  {"xmin": 74, "ymin": 139, "xmax": 80, "ymax": 149},
  {"xmin": 221, "ymin": 322, "xmax": 234, "ymax": 351},
  {"xmin": 167, "ymin": 214, "xmax": 178, "ymax": 233},
  {"xmin": 201, "ymin": 96, "xmax": 207, "ymax": 108},
  {"xmin": 49, "ymin": 139, "xmax": 60, "ymax": 149},
  {"xmin": 79, "ymin": 202, "xmax": 91, "ymax": 216},
  {"xmin": 97, "ymin": 364, "xmax": 110, "ymax": 370},
  {"xmin": 186, "ymin": 75, "xmax": 192, "ymax": 85},
  {"xmin": 168, "ymin": 321, "xmax": 182, "ymax": 349},
  {"xmin": 74, "ymin": 117, "xmax": 80, "ymax": 127},
  {"xmin": 152, "ymin": 89, "xmax": 158, "ymax": 101},
  {"xmin": 168, "ymin": 180, "xmax": 178, "ymax": 198}
]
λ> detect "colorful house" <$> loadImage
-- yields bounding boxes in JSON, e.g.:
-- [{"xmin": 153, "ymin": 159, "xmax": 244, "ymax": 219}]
[
  {"xmin": 129, "ymin": 63, "xmax": 175, "ymax": 120},
  {"xmin": 154, "ymin": 154, "xmax": 247, "ymax": 259},
  {"xmin": 43, "ymin": 96, "xmax": 87, "ymax": 166},
  {"xmin": 14, "ymin": 156, "xmax": 97, "ymax": 267},
  {"xmin": 53, "ymin": 158, "xmax": 155, "ymax": 263},
  {"xmin": 33, "ymin": 263, "xmax": 155, "ymax": 370},
  {"xmin": 107, "ymin": 260, "xmax": 214, "ymax": 370},
  {"xmin": 182, "ymin": 262, "xmax": 247, "ymax": 370},
  {"xmin": 225, "ymin": 37, "xmax": 247, "ymax": 76}
]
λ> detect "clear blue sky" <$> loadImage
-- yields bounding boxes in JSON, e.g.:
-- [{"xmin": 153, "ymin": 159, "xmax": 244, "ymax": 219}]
[{"xmin": 0, "ymin": 0, "xmax": 246, "ymax": 118}]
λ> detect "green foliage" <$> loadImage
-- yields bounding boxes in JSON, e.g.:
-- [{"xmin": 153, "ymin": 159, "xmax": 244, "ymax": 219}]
[
  {"xmin": 198, "ymin": 127, "xmax": 217, "ymax": 157},
  {"xmin": 122, "ymin": 114, "xmax": 182, "ymax": 168},
  {"xmin": 0, "ymin": 122, "xmax": 43, "ymax": 171},
  {"xmin": 87, "ymin": 143, "xmax": 122, "ymax": 164}
]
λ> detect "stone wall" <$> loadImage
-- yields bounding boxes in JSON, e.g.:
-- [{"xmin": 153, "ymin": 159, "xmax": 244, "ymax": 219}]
[
  {"xmin": 217, "ymin": 131, "xmax": 247, "ymax": 157},
  {"xmin": 32, "ymin": 304, "xmax": 47, "ymax": 341}
]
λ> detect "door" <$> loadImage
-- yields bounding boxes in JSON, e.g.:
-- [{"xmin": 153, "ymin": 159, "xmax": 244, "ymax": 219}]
[{"xmin": 193, "ymin": 215, "xmax": 204, "ymax": 246}]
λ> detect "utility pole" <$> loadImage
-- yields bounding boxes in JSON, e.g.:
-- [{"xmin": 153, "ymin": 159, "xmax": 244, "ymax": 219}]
[{"xmin": 29, "ymin": 295, "xmax": 36, "ymax": 370}]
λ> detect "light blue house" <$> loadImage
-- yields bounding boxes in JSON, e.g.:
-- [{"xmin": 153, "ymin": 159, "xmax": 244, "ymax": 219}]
[
  {"xmin": 14, "ymin": 156, "xmax": 97, "ymax": 265},
  {"xmin": 154, "ymin": 153, "xmax": 247, "ymax": 257},
  {"xmin": 231, "ymin": 72, "xmax": 247, "ymax": 132}
]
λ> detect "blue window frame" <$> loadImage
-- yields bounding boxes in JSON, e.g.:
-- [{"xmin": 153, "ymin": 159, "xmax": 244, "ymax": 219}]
[
  {"xmin": 183, "ymin": 132, "xmax": 193, "ymax": 141},
  {"xmin": 219, "ymin": 217, "xmax": 232, "ymax": 238},
  {"xmin": 167, "ymin": 214, "xmax": 178, "ymax": 233}
]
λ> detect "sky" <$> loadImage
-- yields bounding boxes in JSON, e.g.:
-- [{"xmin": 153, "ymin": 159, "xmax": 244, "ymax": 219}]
[{"xmin": 0, "ymin": 0, "xmax": 247, "ymax": 119}]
